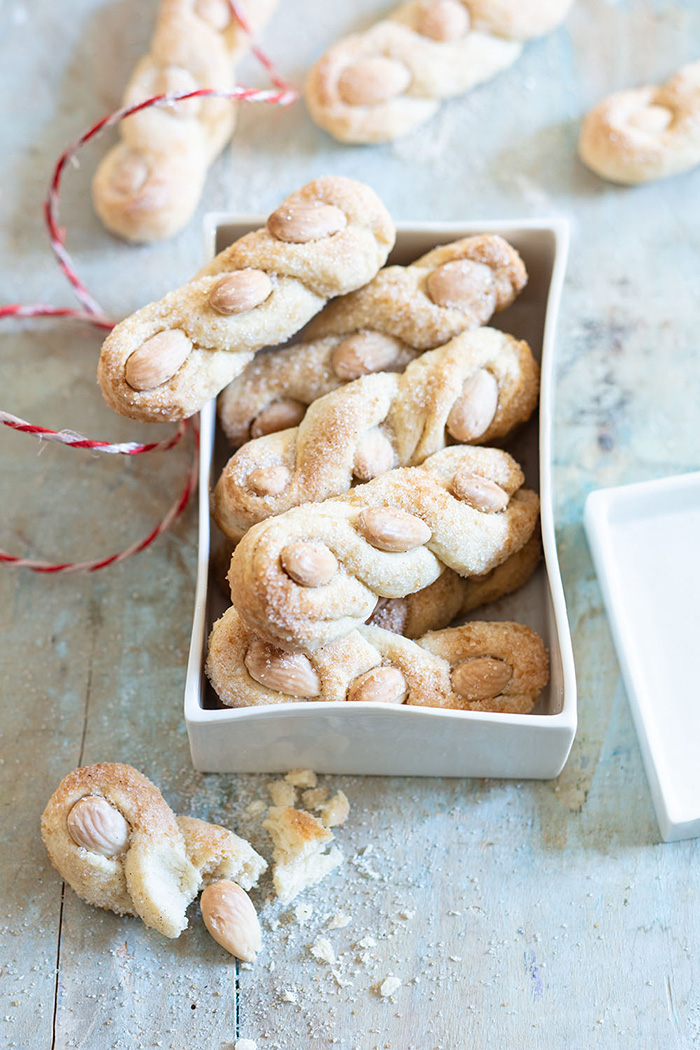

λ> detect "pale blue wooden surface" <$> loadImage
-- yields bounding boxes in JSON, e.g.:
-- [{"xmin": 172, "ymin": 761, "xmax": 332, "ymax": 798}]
[{"xmin": 1, "ymin": 1, "xmax": 700, "ymax": 1047}]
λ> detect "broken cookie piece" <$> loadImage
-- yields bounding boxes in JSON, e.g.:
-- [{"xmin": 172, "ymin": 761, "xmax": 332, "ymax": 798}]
[{"xmin": 262, "ymin": 805, "xmax": 344, "ymax": 904}]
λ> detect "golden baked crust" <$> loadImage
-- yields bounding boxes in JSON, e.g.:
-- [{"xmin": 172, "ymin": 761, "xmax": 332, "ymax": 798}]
[
  {"xmin": 97, "ymin": 176, "xmax": 395, "ymax": 422},
  {"xmin": 304, "ymin": 0, "xmax": 572, "ymax": 144},
  {"xmin": 212, "ymin": 328, "xmax": 539, "ymax": 540},
  {"xmin": 217, "ymin": 233, "xmax": 528, "ymax": 446},
  {"xmin": 227, "ymin": 446, "xmax": 539, "ymax": 652},
  {"xmin": 579, "ymin": 61, "xmax": 700, "ymax": 184},
  {"xmin": 206, "ymin": 606, "xmax": 548, "ymax": 714},
  {"xmin": 41, "ymin": 762, "xmax": 265, "ymax": 937},
  {"xmin": 92, "ymin": 0, "xmax": 278, "ymax": 242}
]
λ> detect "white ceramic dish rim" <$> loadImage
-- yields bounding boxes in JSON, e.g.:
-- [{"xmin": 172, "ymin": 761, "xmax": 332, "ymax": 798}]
[
  {"xmin": 584, "ymin": 472, "xmax": 700, "ymax": 840},
  {"xmin": 184, "ymin": 216, "xmax": 577, "ymax": 739}
]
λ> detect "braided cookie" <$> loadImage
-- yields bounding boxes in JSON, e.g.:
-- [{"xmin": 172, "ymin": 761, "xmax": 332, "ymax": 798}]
[
  {"xmin": 207, "ymin": 606, "xmax": 548, "ymax": 714},
  {"xmin": 213, "ymin": 328, "xmax": 539, "ymax": 540},
  {"xmin": 304, "ymin": 0, "xmax": 573, "ymax": 144},
  {"xmin": 370, "ymin": 527, "xmax": 542, "ymax": 636},
  {"xmin": 97, "ymin": 177, "xmax": 395, "ymax": 422},
  {"xmin": 579, "ymin": 60, "xmax": 700, "ymax": 185},
  {"xmin": 218, "ymin": 233, "xmax": 527, "ymax": 445},
  {"xmin": 92, "ymin": 0, "xmax": 278, "ymax": 242},
  {"xmin": 228, "ymin": 446, "xmax": 539, "ymax": 651},
  {"xmin": 41, "ymin": 763, "xmax": 266, "ymax": 937}
]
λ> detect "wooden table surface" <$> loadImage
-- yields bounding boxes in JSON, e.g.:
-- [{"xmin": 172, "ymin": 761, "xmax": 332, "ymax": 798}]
[{"xmin": 2, "ymin": 2, "xmax": 700, "ymax": 1047}]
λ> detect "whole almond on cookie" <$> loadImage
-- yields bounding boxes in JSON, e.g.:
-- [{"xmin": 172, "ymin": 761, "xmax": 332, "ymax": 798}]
[
  {"xmin": 338, "ymin": 57, "xmax": 411, "ymax": 106},
  {"xmin": 124, "ymin": 330, "xmax": 192, "ymax": 391},
  {"xmin": 451, "ymin": 657, "xmax": 513, "ymax": 701},
  {"xmin": 209, "ymin": 270, "xmax": 272, "ymax": 315},
  {"xmin": 66, "ymin": 796, "xmax": 130, "ymax": 858},
  {"xmin": 451, "ymin": 471, "xmax": 509, "ymax": 513},
  {"xmin": 245, "ymin": 639, "xmax": 320, "ymax": 697},
  {"xmin": 358, "ymin": 508, "xmax": 431, "ymax": 552},
  {"xmin": 347, "ymin": 666, "xmax": 407, "ymax": 704},
  {"xmin": 267, "ymin": 201, "xmax": 348, "ymax": 243}
]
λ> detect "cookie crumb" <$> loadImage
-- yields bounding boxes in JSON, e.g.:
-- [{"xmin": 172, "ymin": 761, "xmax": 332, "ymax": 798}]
[
  {"xmin": 285, "ymin": 768, "xmax": 317, "ymax": 788},
  {"xmin": 267, "ymin": 780, "xmax": 296, "ymax": 807},
  {"xmin": 317, "ymin": 791, "xmax": 350, "ymax": 828},
  {"xmin": 379, "ymin": 976, "xmax": 401, "ymax": 997},
  {"xmin": 310, "ymin": 936, "xmax": 336, "ymax": 965},
  {"xmin": 326, "ymin": 911, "xmax": 351, "ymax": 930},
  {"xmin": 302, "ymin": 786, "xmax": 329, "ymax": 809}
]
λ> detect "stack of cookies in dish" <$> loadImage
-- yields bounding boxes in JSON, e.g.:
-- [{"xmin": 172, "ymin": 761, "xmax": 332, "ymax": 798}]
[{"xmin": 97, "ymin": 175, "xmax": 549, "ymax": 714}]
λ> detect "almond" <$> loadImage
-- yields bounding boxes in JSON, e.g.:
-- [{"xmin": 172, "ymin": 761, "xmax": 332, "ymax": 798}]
[
  {"xmin": 451, "ymin": 470, "xmax": 509, "ymax": 513},
  {"xmin": 208, "ymin": 270, "xmax": 272, "ymax": 315},
  {"xmin": 66, "ymin": 796, "xmax": 130, "ymax": 858},
  {"xmin": 426, "ymin": 259, "xmax": 495, "ymax": 312},
  {"xmin": 245, "ymin": 638, "xmax": 320, "ymax": 697},
  {"xmin": 281, "ymin": 542, "xmax": 338, "ymax": 588},
  {"xmin": 194, "ymin": 0, "xmax": 231, "ymax": 29},
  {"xmin": 353, "ymin": 430, "xmax": 396, "ymax": 482},
  {"xmin": 250, "ymin": 398, "xmax": 307, "ymax": 439},
  {"xmin": 267, "ymin": 201, "xmax": 347, "ymax": 243},
  {"xmin": 368, "ymin": 597, "xmax": 409, "ymax": 634},
  {"xmin": 247, "ymin": 465, "xmax": 292, "ymax": 497},
  {"xmin": 358, "ymin": 507, "xmax": 431, "ymax": 552},
  {"xmin": 446, "ymin": 369, "xmax": 499, "ymax": 442},
  {"xmin": 451, "ymin": 657, "xmax": 512, "ymax": 701},
  {"xmin": 125, "ymin": 330, "xmax": 192, "ymax": 391},
  {"xmin": 111, "ymin": 150, "xmax": 149, "ymax": 196},
  {"xmin": 628, "ymin": 104, "xmax": 673, "ymax": 134},
  {"xmin": 331, "ymin": 332, "xmax": 403, "ymax": 380},
  {"xmin": 200, "ymin": 880, "xmax": 262, "ymax": 961},
  {"xmin": 417, "ymin": 0, "xmax": 470, "ymax": 41},
  {"xmin": 155, "ymin": 65, "xmax": 201, "ymax": 118},
  {"xmin": 338, "ymin": 57, "xmax": 412, "ymax": 107},
  {"xmin": 347, "ymin": 667, "xmax": 407, "ymax": 704}
]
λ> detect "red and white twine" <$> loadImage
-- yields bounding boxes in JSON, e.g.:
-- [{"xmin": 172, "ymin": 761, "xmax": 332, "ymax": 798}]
[{"xmin": 1, "ymin": 1, "xmax": 298, "ymax": 572}]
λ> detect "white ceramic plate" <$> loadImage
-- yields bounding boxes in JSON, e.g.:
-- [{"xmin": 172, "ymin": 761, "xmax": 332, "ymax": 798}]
[
  {"xmin": 184, "ymin": 217, "xmax": 576, "ymax": 777},
  {"xmin": 585, "ymin": 473, "xmax": 700, "ymax": 841}
]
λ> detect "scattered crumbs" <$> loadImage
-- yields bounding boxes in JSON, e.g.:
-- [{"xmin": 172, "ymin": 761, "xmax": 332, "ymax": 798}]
[
  {"xmin": 326, "ymin": 911, "xmax": 351, "ymax": 930},
  {"xmin": 399, "ymin": 910, "xmax": 416, "ymax": 920},
  {"xmin": 302, "ymin": 786, "xmax": 329, "ymax": 809},
  {"xmin": 447, "ymin": 910, "xmax": 462, "ymax": 916},
  {"xmin": 318, "ymin": 791, "xmax": 350, "ymax": 828},
  {"xmin": 239, "ymin": 962, "xmax": 253, "ymax": 971},
  {"xmin": 310, "ymin": 937, "xmax": 336, "ymax": 965},
  {"xmin": 285, "ymin": 768, "xmax": 317, "ymax": 788},
  {"xmin": 379, "ymin": 976, "xmax": 402, "ymax": 998},
  {"xmin": 449, "ymin": 956, "xmax": 463, "ymax": 963},
  {"xmin": 357, "ymin": 936, "xmax": 377, "ymax": 950},
  {"xmin": 267, "ymin": 780, "xmax": 296, "ymax": 807},
  {"xmin": 331, "ymin": 969, "xmax": 352, "ymax": 988},
  {"xmin": 234, "ymin": 1041, "xmax": 257, "ymax": 1050},
  {"xmin": 294, "ymin": 902, "xmax": 314, "ymax": 925},
  {"xmin": 245, "ymin": 799, "xmax": 267, "ymax": 817},
  {"xmin": 281, "ymin": 989, "xmax": 297, "ymax": 1003}
]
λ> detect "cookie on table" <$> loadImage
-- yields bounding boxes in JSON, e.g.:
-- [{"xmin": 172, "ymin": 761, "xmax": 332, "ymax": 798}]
[
  {"xmin": 305, "ymin": 0, "xmax": 573, "ymax": 144},
  {"xmin": 93, "ymin": 0, "xmax": 279, "ymax": 242},
  {"xmin": 41, "ymin": 762, "xmax": 266, "ymax": 937},
  {"xmin": 579, "ymin": 60, "xmax": 700, "ymax": 184}
]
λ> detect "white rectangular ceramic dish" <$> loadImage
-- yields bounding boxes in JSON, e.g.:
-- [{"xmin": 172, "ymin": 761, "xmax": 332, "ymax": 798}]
[
  {"xmin": 585, "ymin": 473, "xmax": 700, "ymax": 841},
  {"xmin": 184, "ymin": 216, "xmax": 576, "ymax": 776}
]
